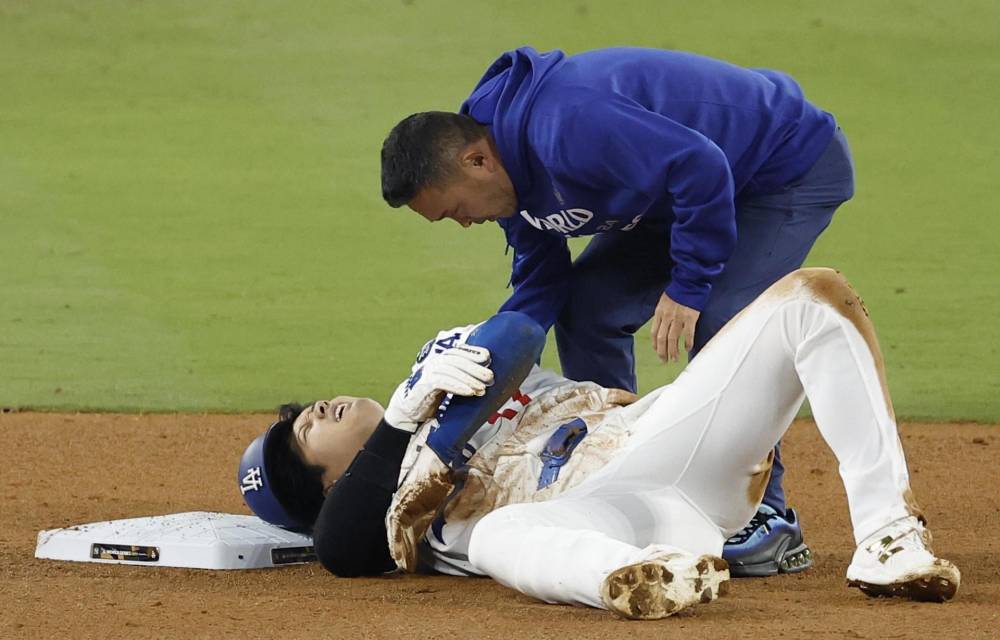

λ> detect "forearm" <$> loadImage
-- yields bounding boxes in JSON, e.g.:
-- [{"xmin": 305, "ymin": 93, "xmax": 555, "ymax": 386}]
[
  {"xmin": 499, "ymin": 221, "xmax": 572, "ymax": 330},
  {"xmin": 498, "ymin": 285, "xmax": 565, "ymax": 331},
  {"xmin": 312, "ymin": 419, "xmax": 411, "ymax": 577},
  {"xmin": 425, "ymin": 312, "xmax": 546, "ymax": 467},
  {"xmin": 665, "ymin": 202, "xmax": 737, "ymax": 312}
]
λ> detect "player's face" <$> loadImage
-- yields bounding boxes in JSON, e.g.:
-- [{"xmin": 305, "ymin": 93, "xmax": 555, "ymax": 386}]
[
  {"xmin": 292, "ymin": 396, "xmax": 384, "ymax": 489},
  {"xmin": 407, "ymin": 140, "xmax": 517, "ymax": 227}
]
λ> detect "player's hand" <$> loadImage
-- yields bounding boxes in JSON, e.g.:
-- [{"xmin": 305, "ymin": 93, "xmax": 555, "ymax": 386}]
[
  {"xmin": 384, "ymin": 345, "xmax": 493, "ymax": 432},
  {"xmin": 650, "ymin": 293, "xmax": 700, "ymax": 362}
]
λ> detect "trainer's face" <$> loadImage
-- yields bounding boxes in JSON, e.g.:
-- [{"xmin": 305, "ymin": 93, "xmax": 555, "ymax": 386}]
[
  {"xmin": 292, "ymin": 396, "xmax": 384, "ymax": 490},
  {"xmin": 408, "ymin": 139, "xmax": 517, "ymax": 228}
]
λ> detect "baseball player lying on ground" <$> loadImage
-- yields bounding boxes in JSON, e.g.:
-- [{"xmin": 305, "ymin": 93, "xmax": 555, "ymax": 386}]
[{"xmin": 238, "ymin": 268, "xmax": 959, "ymax": 619}]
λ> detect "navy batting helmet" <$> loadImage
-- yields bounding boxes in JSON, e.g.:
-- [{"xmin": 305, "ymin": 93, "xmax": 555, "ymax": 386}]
[{"xmin": 237, "ymin": 421, "xmax": 305, "ymax": 530}]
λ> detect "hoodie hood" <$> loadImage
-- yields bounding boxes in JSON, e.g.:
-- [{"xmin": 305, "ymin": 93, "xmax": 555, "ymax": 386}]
[{"xmin": 460, "ymin": 47, "xmax": 565, "ymax": 200}]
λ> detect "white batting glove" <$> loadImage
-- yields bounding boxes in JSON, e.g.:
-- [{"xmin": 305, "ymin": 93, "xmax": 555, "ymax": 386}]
[{"xmin": 384, "ymin": 345, "xmax": 493, "ymax": 433}]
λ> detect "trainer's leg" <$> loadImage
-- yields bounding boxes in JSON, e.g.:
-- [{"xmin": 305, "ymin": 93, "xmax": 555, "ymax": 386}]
[
  {"xmin": 555, "ymin": 225, "xmax": 672, "ymax": 392},
  {"xmin": 693, "ymin": 128, "xmax": 856, "ymax": 357}
]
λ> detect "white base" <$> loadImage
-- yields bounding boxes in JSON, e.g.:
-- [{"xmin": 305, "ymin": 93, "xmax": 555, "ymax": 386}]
[{"xmin": 35, "ymin": 512, "xmax": 316, "ymax": 569}]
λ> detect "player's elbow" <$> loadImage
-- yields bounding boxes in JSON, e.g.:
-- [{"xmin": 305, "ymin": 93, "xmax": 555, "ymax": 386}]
[
  {"xmin": 314, "ymin": 535, "xmax": 388, "ymax": 577},
  {"xmin": 317, "ymin": 556, "xmax": 372, "ymax": 578},
  {"xmin": 313, "ymin": 523, "xmax": 396, "ymax": 578}
]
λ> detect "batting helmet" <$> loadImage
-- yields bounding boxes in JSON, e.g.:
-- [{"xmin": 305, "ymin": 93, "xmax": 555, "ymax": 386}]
[{"xmin": 237, "ymin": 421, "xmax": 305, "ymax": 530}]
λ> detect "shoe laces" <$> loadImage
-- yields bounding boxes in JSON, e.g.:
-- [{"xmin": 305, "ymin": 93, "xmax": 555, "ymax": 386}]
[
  {"xmin": 729, "ymin": 508, "xmax": 775, "ymax": 544},
  {"xmin": 863, "ymin": 516, "xmax": 933, "ymax": 558}
]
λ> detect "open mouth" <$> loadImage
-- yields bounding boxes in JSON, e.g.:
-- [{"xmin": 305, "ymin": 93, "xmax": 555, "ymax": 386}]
[{"xmin": 334, "ymin": 402, "xmax": 350, "ymax": 421}]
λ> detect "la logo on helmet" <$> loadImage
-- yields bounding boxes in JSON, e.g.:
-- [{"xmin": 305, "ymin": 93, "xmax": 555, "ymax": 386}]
[{"xmin": 241, "ymin": 467, "xmax": 264, "ymax": 494}]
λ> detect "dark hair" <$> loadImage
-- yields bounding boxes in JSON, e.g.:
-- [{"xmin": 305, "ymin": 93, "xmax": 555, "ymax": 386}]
[
  {"xmin": 381, "ymin": 111, "xmax": 487, "ymax": 207},
  {"xmin": 264, "ymin": 403, "xmax": 327, "ymax": 530}
]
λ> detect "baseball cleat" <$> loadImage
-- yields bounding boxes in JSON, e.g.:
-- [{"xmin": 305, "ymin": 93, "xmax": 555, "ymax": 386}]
[
  {"xmin": 846, "ymin": 515, "xmax": 960, "ymax": 602},
  {"xmin": 723, "ymin": 504, "xmax": 811, "ymax": 577},
  {"xmin": 600, "ymin": 550, "xmax": 730, "ymax": 620}
]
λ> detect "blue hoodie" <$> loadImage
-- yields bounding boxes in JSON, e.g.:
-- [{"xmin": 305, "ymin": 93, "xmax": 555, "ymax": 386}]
[{"xmin": 460, "ymin": 47, "xmax": 836, "ymax": 329}]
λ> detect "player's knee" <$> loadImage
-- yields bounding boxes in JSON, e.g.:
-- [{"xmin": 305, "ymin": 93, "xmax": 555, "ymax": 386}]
[
  {"xmin": 768, "ymin": 268, "xmax": 853, "ymax": 307},
  {"xmin": 770, "ymin": 268, "xmax": 881, "ymax": 356},
  {"xmin": 772, "ymin": 267, "xmax": 841, "ymax": 294},
  {"xmin": 796, "ymin": 268, "xmax": 870, "ymax": 319},
  {"xmin": 798, "ymin": 267, "xmax": 850, "ymax": 295}
]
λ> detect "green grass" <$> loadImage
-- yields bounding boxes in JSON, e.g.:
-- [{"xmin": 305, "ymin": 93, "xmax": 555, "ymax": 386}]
[{"xmin": 2, "ymin": 1, "xmax": 997, "ymax": 419}]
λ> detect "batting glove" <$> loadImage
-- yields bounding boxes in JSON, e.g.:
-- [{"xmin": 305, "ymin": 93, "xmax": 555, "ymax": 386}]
[
  {"xmin": 384, "ymin": 345, "xmax": 493, "ymax": 433},
  {"xmin": 386, "ymin": 445, "xmax": 454, "ymax": 572}
]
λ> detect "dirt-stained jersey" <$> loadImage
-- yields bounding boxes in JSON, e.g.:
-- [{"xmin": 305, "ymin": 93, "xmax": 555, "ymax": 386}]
[{"xmin": 394, "ymin": 325, "xmax": 641, "ymax": 575}]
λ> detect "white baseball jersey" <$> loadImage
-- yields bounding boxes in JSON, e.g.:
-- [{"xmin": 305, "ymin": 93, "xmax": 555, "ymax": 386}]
[{"xmin": 397, "ymin": 324, "xmax": 650, "ymax": 575}]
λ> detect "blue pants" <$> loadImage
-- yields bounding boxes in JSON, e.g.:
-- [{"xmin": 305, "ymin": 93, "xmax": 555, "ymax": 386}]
[{"xmin": 554, "ymin": 128, "xmax": 855, "ymax": 514}]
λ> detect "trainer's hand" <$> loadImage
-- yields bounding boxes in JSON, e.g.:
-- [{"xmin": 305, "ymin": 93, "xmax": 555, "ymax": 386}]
[
  {"xmin": 384, "ymin": 345, "xmax": 493, "ymax": 432},
  {"xmin": 650, "ymin": 293, "xmax": 700, "ymax": 362}
]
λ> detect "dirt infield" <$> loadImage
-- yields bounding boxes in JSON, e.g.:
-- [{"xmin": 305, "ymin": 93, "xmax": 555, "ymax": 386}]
[{"xmin": 2, "ymin": 413, "xmax": 997, "ymax": 639}]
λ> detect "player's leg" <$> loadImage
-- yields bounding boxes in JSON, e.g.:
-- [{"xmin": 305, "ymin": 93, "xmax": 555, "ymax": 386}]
[
  {"xmin": 470, "ymin": 268, "xmax": 816, "ymax": 611},
  {"xmin": 470, "ymin": 270, "xmax": 955, "ymax": 613},
  {"xmin": 470, "ymin": 273, "xmax": 814, "ymax": 614},
  {"xmin": 554, "ymin": 223, "xmax": 672, "ymax": 392},
  {"xmin": 636, "ymin": 268, "xmax": 957, "ymax": 600},
  {"xmin": 702, "ymin": 128, "xmax": 855, "ymax": 573},
  {"xmin": 468, "ymin": 486, "xmax": 729, "ymax": 618}
]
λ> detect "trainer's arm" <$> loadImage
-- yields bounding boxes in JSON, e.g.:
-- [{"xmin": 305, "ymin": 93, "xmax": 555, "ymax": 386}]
[
  {"xmin": 312, "ymin": 419, "xmax": 410, "ymax": 577},
  {"xmin": 497, "ymin": 218, "xmax": 572, "ymax": 331},
  {"xmin": 562, "ymin": 99, "xmax": 738, "ymax": 313},
  {"xmin": 559, "ymin": 99, "xmax": 738, "ymax": 360}
]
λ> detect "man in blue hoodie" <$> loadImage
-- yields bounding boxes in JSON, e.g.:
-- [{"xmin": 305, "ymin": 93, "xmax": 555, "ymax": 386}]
[{"xmin": 380, "ymin": 47, "xmax": 856, "ymax": 577}]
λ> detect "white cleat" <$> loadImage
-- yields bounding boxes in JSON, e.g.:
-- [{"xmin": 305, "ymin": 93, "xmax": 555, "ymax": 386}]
[
  {"xmin": 600, "ymin": 549, "xmax": 730, "ymax": 620},
  {"xmin": 846, "ymin": 516, "xmax": 960, "ymax": 602}
]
